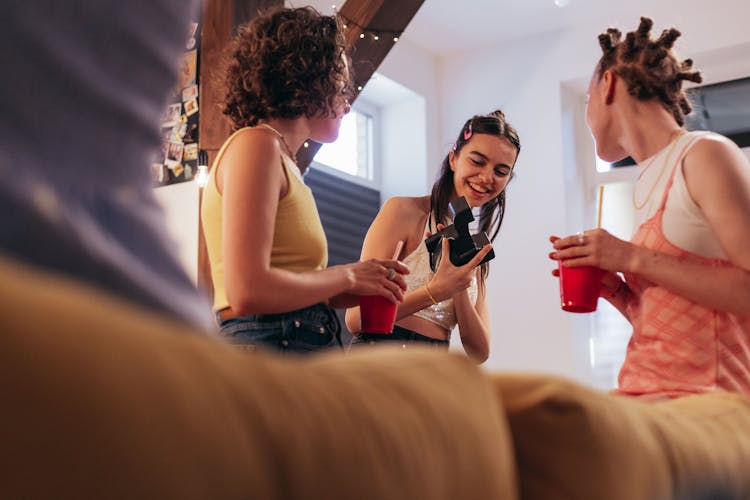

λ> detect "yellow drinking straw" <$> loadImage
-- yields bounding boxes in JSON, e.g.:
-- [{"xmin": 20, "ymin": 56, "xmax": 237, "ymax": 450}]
[{"xmin": 596, "ymin": 185, "xmax": 604, "ymax": 228}]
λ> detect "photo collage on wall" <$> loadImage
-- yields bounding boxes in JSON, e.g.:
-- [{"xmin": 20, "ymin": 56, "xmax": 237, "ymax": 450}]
[{"xmin": 153, "ymin": 17, "xmax": 201, "ymax": 186}]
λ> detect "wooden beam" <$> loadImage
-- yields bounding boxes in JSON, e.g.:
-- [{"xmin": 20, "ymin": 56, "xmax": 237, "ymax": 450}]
[
  {"xmin": 199, "ymin": 0, "xmax": 231, "ymax": 159},
  {"xmin": 234, "ymin": 0, "xmax": 280, "ymax": 33},
  {"xmin": 340, "ymin": 0, "xmax": 384, "ymax": 45},
  {"xmin": 295, "ymin": 0, "xmax": 426, "ymax": 169},
  {"xmin": 200, "ymin": 0, "xmax": 282, "ymax": 158}
]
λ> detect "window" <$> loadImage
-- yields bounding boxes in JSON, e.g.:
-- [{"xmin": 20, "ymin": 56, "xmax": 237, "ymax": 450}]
[
  {"xmin": 588, "ymin": 182, "xmax": 635, "ymax": 389},
  {"xmin": 313, "ymin": 105, "xmax": 376, "ymax": 183}
]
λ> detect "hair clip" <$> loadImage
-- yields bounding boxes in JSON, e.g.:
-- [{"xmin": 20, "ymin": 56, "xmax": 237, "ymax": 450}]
[{"xmin": 463, "ymin": 122, "xmax": 473, "ymax": 141}]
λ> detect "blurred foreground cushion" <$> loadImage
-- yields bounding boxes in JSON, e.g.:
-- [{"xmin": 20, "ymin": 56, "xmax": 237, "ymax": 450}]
[
  {"xmin": 0, "ymin": 255, "xmax": 517, "ymax": 499},
  {"xmin": 490, "ymin": 373, "xmax": 750, "ymax": 500}
]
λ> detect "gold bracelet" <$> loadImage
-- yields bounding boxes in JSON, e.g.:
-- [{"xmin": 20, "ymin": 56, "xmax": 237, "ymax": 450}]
[{"xmin": 424, "ymin": 284, "xmax": 438, "ymax": 305}]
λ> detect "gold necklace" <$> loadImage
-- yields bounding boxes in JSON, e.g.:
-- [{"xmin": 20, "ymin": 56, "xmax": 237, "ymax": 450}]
[
  {"xmin": 632, "ymin": 130, "xmax": 686, "ymax": 210},
  {"xmin": 258, "ymin": 123, "xmax": 298, "ymax": 164}
]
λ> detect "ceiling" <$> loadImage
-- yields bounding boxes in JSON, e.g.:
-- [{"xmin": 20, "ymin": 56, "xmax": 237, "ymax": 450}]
[{"xmin": 302, "ymin": 0, "xmax": 691, "ymax": 56}]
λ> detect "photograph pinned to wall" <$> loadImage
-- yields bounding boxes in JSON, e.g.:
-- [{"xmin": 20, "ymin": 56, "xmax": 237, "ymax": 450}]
[
  {"xmin": 170, "ymin": 115, "xmax": 188, "ymax": 142},
  {"xmin": 177, "ymin": 50, "xmax": 197, "ymax": 92},
  {"xmin": 152, "ymin": 12, "xmax": 201, "ymax": 187},
  {"xmin": 184, "ymin": 98, "xmax": 199, "ymax": 117},
  {"xmin": 161, "ymin": 103, "xmax": 182, "ymax": 128},
  {"xmin": 151, "ymin": 163, "xmax": 167, "ymax": 184},
  {"xmin": 186, "ymin": 22, "xmax": 198, "ymax": 50},
  {"xmin": 166, "ymin": 141, "xmax": 184, "ymax": 169},
  {"xmin": 182, "ymin": 123, "xmax": 198, "ymax": 144},
  {"xmin": 171, "ymin": 163, "xmax": 185, "ymax": 178},
  {"xmin": 183, "ymin": 143, "xmax": 199, "ymax": 162},
  {"xmin": 182, "ymin": 84, "xmax": 198, "ymax": 102}
]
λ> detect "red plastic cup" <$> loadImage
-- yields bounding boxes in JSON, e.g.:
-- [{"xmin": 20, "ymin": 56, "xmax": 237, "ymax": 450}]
[
  {"xmin": 359, "ymin": 295, "xmax": 398, "ymax": 334},
  {"xmin": 558, "ymin": 262, "xmax": 604, "ymax": 313}
]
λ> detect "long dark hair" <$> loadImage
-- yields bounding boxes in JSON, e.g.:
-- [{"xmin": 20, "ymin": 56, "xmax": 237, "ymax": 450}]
[{"xmin": 429, "ymin": 110, "xmax": 520, "ymax": 284}]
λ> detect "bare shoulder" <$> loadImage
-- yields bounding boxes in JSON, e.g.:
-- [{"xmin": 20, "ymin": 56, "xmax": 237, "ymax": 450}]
[
  {"xmin": 686, "ymin": 133, "xmax": 749, "ymax": 173},
  {"xmin": 219, "ymin": 127, "xmax": 282, "ymax": 176},
  {"xmin": 382, "ymin": 195, "xmax": 431, "ymax": 217},
  {"xmin": 216, "ymin": 127, "xmax": 284, "ymax": 193},
  {"xmin": 683, "ymin": 132, "xmax": 750, "ymax": 204},
  {"xmin": 223, "ymin": 126, "xmax": 280, "ymax": 157},
  {"xmin": 377, "ymin": 196, "xmax": 432, "ymax": 253}
]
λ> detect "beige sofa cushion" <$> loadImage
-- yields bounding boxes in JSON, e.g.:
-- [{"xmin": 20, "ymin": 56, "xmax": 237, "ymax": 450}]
[
  {"xmin": 0, "ymin": 256, "xmax": 517, "ymax": 499},
  {"xmin": 491, "ymin": 373, "xmax": 750, "ymax": 500},
  {"xmin": 654, "ymin": 392, "xmax": 750, "ymax": 499}
]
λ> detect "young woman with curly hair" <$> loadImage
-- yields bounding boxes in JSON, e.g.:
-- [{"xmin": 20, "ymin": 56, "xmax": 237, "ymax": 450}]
[
  {"xmin": 550, "ymin": 17, "xmax": 750, "ymax": 398},
  {"xmin": 346, "ymin": 110, "xmax": 521, "ymax": 363},
  {"xmin": 201, "ymin": 7, "xmax": 407, "ymax": 355}
]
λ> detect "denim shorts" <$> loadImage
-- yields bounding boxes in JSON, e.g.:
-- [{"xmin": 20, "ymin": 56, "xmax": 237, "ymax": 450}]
[
  {"xmin": 217, "ymin": 303, "xmax": 342, "ymax": 356},
  {"xmin": 350, "ymin": 325, "xmax": 449, "ymax": 350}
]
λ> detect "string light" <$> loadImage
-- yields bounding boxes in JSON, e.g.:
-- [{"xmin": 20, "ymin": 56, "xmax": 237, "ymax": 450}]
[{"xmin": 334, "ymin": 11, "xmax": 403, "ymax": 44}]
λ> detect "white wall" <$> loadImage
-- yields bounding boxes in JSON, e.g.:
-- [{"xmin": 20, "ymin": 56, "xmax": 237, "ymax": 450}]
[
  {"xmin": 438, "ymin": 0, "xmax": 750, "ymax": 380},
  {"xmin": 380, "ymin": 93, "xmax": 428, "ymax": 200},
  {"xmin": 153, "ymin": 181, "xmax": 199, "ymax": 284},
  {"xmin": 377, "ymin": 39, "xmax": 442, "ymax": 193}
]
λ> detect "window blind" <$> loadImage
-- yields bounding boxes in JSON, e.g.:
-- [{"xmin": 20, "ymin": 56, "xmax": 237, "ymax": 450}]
[{"xmin": 305, "ymin": 165, "xmax": 380, "ymax": 344}]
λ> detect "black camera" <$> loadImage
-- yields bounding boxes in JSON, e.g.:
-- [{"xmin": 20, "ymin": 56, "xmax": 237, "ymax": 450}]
[{"xmin": 424, "ymin": 196, "xmax": 495, "ymax": 272}]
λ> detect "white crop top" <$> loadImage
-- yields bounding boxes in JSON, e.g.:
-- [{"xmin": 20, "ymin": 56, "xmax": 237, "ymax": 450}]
[{"xmin": 402, "ymin": 229, "xmax": 478, "ymax": 332}]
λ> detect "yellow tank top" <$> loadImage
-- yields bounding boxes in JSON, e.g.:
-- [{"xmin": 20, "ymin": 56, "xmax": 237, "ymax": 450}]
[{"xmin": 201, "ymin": 126, "xmax": 328, "ymax": 312}]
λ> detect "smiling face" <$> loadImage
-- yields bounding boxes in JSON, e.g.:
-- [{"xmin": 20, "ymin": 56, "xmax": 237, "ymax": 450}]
[{"xmin": 449, "ymin": 133, "xmax": 517, "ymax": 207}]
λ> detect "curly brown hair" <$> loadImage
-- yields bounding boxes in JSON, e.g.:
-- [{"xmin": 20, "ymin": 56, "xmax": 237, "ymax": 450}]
[
  {"xmin": 222, "ymin": 7, "xmax": 354, "ymax": 130},
  {"xmin": 596, "ymin": 17, "xmax": 703, "ymax": 126}
]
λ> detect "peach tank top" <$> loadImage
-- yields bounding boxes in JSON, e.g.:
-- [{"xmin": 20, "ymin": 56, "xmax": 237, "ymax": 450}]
[{"xmin": 617, "ymin": 133, "xmax": 750, "ymax": 398}]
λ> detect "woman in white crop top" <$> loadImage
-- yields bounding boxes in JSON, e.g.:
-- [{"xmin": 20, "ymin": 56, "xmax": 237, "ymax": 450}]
[
  {"xmin": 550, "ymin": 18, "xmax": 750, "ymax": 398},
  {"xmin": 346, "ymin": 111, "xmax": 521, "ymax": 363}
]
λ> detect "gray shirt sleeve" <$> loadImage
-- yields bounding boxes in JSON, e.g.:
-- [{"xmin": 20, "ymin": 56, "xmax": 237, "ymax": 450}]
[{"xmin": 0, "ymin": 0, "xmax": 214, "ymax": 330}]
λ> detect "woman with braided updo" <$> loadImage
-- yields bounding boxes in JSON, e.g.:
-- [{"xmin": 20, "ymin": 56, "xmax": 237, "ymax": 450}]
[
  {"xmin": 550, "ymin": 17, "xmax": 750, "ymax": 398},
  {"xmin": 346, "ymin": 111, "xmax": 521, "ymax": 363},
  {"xmin": 201, "ymin": 7, "xmax": 408, "ymax": 355}
]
